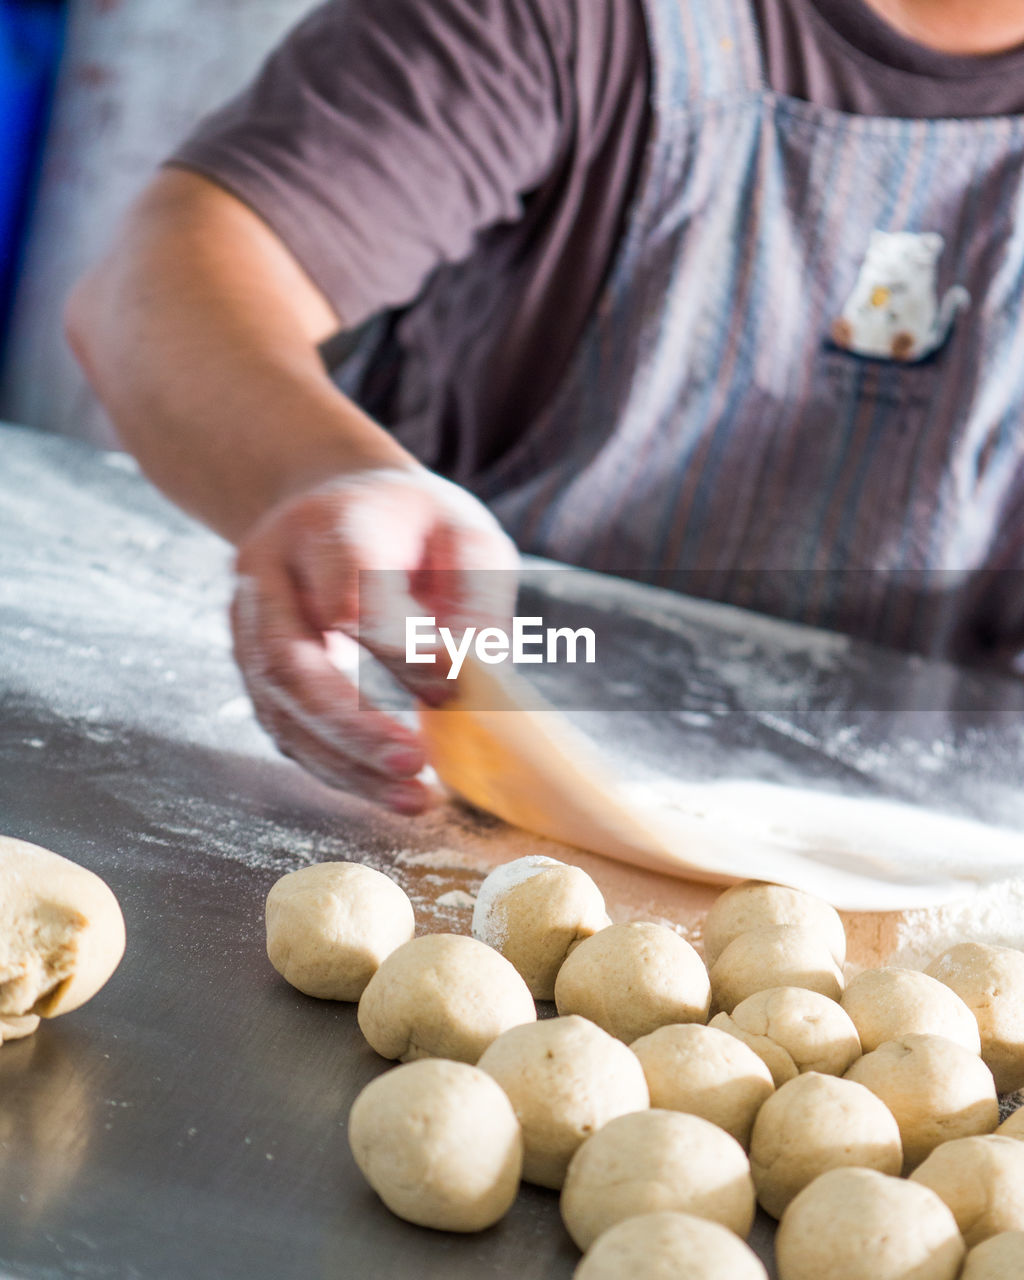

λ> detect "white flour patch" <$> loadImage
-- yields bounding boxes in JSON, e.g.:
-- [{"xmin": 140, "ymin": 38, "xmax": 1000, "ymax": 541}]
[{"xmin": 471, "ymin": 855, "xmax": 562, "ymax": 947}]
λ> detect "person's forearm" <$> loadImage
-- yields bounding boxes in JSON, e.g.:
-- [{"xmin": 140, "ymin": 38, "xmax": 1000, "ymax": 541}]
[{"xmin": 66, "ymin": 169, "xmax": 415, "ymax": 544}]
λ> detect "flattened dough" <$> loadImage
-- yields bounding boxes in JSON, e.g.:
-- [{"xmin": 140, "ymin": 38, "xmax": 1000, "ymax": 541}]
[{"xmin": 420, "ymin": 658, "xmax": 1022, "ymax": 911}]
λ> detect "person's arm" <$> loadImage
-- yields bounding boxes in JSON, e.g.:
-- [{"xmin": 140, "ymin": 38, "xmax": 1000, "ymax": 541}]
[
  {"xmin": 66, "ymin": 167, "xmax": 413, "ymax": 543},
  {"xmin": 67, "ymin": 168, "xmax": 519, "ymax": 813}
]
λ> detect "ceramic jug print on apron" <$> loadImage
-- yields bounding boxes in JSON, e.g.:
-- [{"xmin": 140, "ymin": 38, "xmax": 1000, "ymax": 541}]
[{"xmin": 474, "ymin": 0, "xmax": 1024, "ymax": 663}]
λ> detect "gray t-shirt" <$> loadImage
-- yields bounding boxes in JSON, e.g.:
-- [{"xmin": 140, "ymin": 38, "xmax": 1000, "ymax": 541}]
[{"xmin": 170, "ymin": 0, "xmax": 1024, "ymax": 480}]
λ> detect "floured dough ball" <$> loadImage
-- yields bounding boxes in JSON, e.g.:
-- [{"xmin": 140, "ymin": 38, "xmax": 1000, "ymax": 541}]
[
  {"xmin": 0, "ymin": 835, "xmax": 125, "ymax": 1019},
  {"xmin": 926, "ymin": 943, "xmax": 1024, "ymax": 1094},
  {"xmin": 477, "ymin": 1015, "xmax": 649, "ymax": 1188},
  {"xmin": 358, "ymin": 933, "xmax": 536, "ymax": 1063},
  {"xmin": 845, "ymin": 1034, "xmax": 998, "ymax": 1171},
  {"xmin": 265, "ymin": 862, "xmax": 414, "ymax": 1001},
  {"xmin": 910, "ymin": 1135, "xmax": 1024, "ymax": 1248},
  {"xmin": 710, "ymin": 986, "xmax": 861, "ymax": 1087},
  {"xmin": 840, "ymin": 967, "xmax": 981, "ymax": 1055},
  {"xmin": 0, "ymin": 1014, "xmax": 40, "ymax": 1044},
  {"xmin": 703, "ymin": 880, "xmax": 846, "ymax": 969},
  {"xmin": 709, "ymin": 926, "xmax": 844, "ymax": 1015},
  {"xmin": 961, "ymin": 1231, "xmax": 1024, "ymax": 1280},
  {"xmin": 573, "ymin": 1211, "xmax": 768, "ymax": 1280},
  {"xmin": 560, "ymin": 1110, "xmax": 755, "ymax": 1251},
  {"xmin": 749, "ymin": 1071, "xmax": 901, "ymax": 1218},
  {"xmin": 775, "ymin": 1168, "xmax": 965, "ymax": 1280},
  {"xmin": 348, "ymin": 1058, "xmax": 522, "ymax": 1231},
  {"xmin": 554, "ymin": 923, "xmax": 710, "ymax": 1043},
  {"xmin": 472, "ymin": 856, "xmax": 610, "ymax": 1000},
  {"xmin": 631, "ymin": 1023, "xmax": 773, "ymax": 1148},
  {"xmin": 996, "ymin": 1109, "xmax": 1024, "ymax": 1140}
]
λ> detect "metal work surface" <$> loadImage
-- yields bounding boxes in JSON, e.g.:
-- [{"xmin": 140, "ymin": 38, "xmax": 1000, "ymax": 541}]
[{"xmin": 2, "ymin": 421, "xmax": 1024, "ymax": 1280}]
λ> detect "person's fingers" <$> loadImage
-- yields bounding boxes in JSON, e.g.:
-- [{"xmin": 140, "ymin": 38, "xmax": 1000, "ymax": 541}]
[
  {"xmin": 266, "ymin": 714, "xmax": 432, "ymax": 815},
  {"xmin": 230, "ymin": 568, "xmax": 426, "ymax": 779}
]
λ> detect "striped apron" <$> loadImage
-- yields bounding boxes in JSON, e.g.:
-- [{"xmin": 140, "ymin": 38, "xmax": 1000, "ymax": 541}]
[{"xmin": 467, "ymin": 0, "xmax": 1024, "ymax": 662}]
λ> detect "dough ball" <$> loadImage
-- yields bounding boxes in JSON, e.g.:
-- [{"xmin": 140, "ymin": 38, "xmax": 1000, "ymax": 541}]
[
  {"xmin": 357, "ymin": 933, "xmax": 536, "ymax": 1063},
  {"xmin": 910, "ymin": 1135, "xmax": 1024, "ymax": 1248},
  {"xmin": 926, "ymin": 943, "xmax": 1024, "ymax": 1094},
  {"xmin": 631, "ymin": 1023, "xmax": 773, "ymax": 1148},
  {"xmin": 265, "ymin": 862, "xmax": 414, "ymax": 1001},
  {"xmin": 573, "ymin": 1211, "xmax": 768, "ymax": 1280},
  {"xmin": 845, "ymin": 1034, "xmax": 998, "ymax": 1172},
  {"xmin": 709, "ymin": 926, "xmax": 844, "ymax": 1015},
  {"xmin": 554, "ymin": 923, "xmax": 710, "ymax": 1043},
  {"xmin": 840, "ymin": 967, "xmax": 981, "ymax": 1055},
  {"xmin": 0, "ymin": 835, "xmax": 125, "ymax": 1018},
  {"xmin": 749, "ymin": 1072, "xmax": 902, "ymax": 1218},
  {"xmin": 711, "ymin": 986, "xmax": 861, "ymax": 1086},
  {"xmin": 477, "ymin": 1015, "xmax": 650, "ymax": 1189},
  {"xmin": 996, "ymin": 1109, "xmax": 1024, "ymax": 1141},
  {"xmin": 560, "ymin": 1110, "xmax": 755, "ymax": 1251},
  {"xmin": 960, "ymin": 1231, "xmax": 1024, "ymax": 1280},
  {"xmin": 472, "ymin": 856, "xmax": 610, "ymax": 1000},
  {"xmin": 348, "ymin": 1058, "xmax": 522, "ymax": 1231},
  {"xmin": 775, "ymin": 1167, "xmax": 965, "ymax": 1280},
  {"xmin": 703, "ymin": 880, "xmax": 846, "ymax": 969}
]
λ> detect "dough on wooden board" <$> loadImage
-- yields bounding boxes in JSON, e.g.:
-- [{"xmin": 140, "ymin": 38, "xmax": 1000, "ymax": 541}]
[
  {"xmin": 357, "ymin": 932, "xmax": 536, "ymax": 1063},
  {"xmin": 0, "ymin": 835, "xmax": 125, "ymax": 1021},
  {"xmin": 573, "ymin": 1211, "xmax": 769, "ymax": 1280},
  {"xmin": 419, "ymin": 656, "xmax": 1021, "ymax": 910},
  {"xmin": 554, "ymin": 922, "xmax": 710, "ymax": 1043},
  {"xmin": 560, "ymin": 1109, "xmax": 755, "ymax": 1251},
  {"xmin": 775, "ymin": 1167, "xmax": 965, "ymax": 1280},
  {"xmin": 348, "ymin": 1058, "xmax": 522, "ymax": 1232},
  {"xmin": 472, "ymin": 856, "xmax": 610, "ymax": 1000},
  {"xmin": 477, "ymin": 1015, "xmax": 649, "ymax": 1188},
  {"xmin": 265, "ymin": 861, "xmax": 414, "ymax": 1001}
]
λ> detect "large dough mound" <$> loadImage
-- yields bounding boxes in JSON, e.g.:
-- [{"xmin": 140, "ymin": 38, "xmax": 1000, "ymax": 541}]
[
  {"xmin": 357, "ymin": 933, "xmax": 536, "ymax": 1062},
  {"xmin": 348, "ymin": 1058, "xmax": 523, "ymax": 1232},
  {"xmin": 573, "ymin": 1211, "xmax": 769, "ymax": 1280},
  {"xmin": 0, "ymin": 835, "xmax": 125, "ymax": 1019}
]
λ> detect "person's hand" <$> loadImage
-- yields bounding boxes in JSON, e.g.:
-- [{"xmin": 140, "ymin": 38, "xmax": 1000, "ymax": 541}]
[{"xmin": 231, "ymin": 466, "xmax": 519, "ymax": 813}]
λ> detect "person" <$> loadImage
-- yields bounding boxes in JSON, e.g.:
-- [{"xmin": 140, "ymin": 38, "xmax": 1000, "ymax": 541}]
[{"xmin": 66, "ymin": 0, "xmax": 1024, "ymax": 813}]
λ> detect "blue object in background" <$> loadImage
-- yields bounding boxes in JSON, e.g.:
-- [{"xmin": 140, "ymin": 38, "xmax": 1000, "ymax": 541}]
[{"xmin": 0, "ymin": 1, "xmax": 66, "ymax": 354}]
